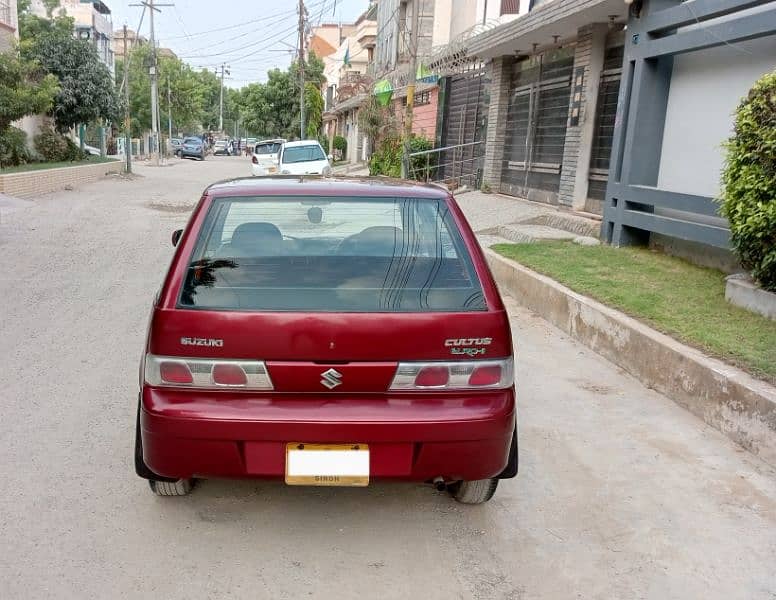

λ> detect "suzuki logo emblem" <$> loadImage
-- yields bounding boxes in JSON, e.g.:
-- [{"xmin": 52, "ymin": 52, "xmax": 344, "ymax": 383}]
[{"xmin": 320, "ymin": 368, "xmax": 343, "ymax": 390}]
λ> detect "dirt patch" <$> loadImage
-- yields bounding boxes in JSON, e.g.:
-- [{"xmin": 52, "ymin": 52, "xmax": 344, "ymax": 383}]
[{"xmin": 571, "ymin": 378, "xmax": 617, "ymax": 395}]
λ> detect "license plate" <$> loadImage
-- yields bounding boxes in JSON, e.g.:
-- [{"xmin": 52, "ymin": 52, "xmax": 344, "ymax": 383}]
[{"xmin": 285, "ymin": 443, "xmax": 369, "ymax": 486}]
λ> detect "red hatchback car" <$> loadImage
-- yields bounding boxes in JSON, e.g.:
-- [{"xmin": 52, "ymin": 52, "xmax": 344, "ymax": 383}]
[{"xmin": 136, "ymin": 177, "xmax": 517, "ymax": 504}]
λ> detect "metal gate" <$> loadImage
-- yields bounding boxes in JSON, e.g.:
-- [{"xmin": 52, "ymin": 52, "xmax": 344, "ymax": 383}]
[
  {"xmin": 500, "ymin": 47, "xmax": 575, "ymax": 203},
  {"xmin": 587, "ymin": 45, "xmax": 625, "ymax": 212},
  {"xmin": 437, "ymin": 65, "xmax": 488, "ymax": 187}
]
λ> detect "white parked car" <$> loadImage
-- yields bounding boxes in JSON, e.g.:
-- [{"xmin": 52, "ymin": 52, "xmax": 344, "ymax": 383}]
[
  {"xmin": 277, "ymin": 140, "xmax": 332, "ymax": 176},
  {"xmin": 250, "ymin": 138, "xmax": 286, "ymax": 176}
]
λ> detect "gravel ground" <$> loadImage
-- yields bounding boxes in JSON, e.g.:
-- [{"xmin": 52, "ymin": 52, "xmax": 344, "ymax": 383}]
[{"xmin": 1, "ymin": 156, "xmax": 774, "ymax": 600}]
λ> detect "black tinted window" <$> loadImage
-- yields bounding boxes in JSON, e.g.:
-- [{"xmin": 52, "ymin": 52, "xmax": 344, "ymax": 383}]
[{"xmin": 180, "ymin": 196, "xmax": 486, "ymax": 312}]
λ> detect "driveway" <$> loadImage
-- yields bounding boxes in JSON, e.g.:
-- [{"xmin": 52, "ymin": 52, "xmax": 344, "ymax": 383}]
[{"xmin": 1, "ymin": 156, "xmax": 774, "ymax": 599}]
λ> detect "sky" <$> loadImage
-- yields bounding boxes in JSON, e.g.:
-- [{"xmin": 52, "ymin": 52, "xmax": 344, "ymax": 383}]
[{"xmin": 108, "ymin": 0, "xmax": 368, "ymax": 88}]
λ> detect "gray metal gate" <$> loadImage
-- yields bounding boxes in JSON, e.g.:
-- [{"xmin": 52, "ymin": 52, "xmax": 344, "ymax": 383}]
[
  {"xmin": 437, "ymin": 65, "xmax": 488, "ymax": 188},
  {"xmin": 501, "ymin": 47, "xmax": 574, "ymax": 203}
]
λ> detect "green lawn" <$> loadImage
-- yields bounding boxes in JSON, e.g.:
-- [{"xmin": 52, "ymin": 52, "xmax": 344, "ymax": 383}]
[
  {"xmin": 0, "ymin": 156, "xmax": 118, "ymax": 174},
  {"xmin": 493, "ymin": 241, "xmax": 776, "ymax": 384}
]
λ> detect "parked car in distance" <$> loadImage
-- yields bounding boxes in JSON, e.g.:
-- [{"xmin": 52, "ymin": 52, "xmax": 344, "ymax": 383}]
[
  {"xmin": 277, "ymin": 140, "xmax": 332, "ymax": 176},
  {"xmin": 180, "ymin": 136, "xmax": 205, "ymax": 161},
  {"xmin": 170, "ymin": 138, "xmax": 183, "ymax": 156},
  {"xmin": 250, "ymin": 138, "xmax": 286, "ymax": 176},
  {"xmin": 213, "ymin": 139, "xmax": 232, "ymax": 156},
  {"xmin": 136, "ymin": 177, "xmax": 517, "ymax": 503}
]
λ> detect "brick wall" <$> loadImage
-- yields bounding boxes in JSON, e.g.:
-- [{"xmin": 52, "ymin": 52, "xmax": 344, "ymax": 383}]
[
  {"xmin": 393, "ymin": 87, "xmax": 440, "ymax": 141},
  {"xmin": 557, "ymin": 23, "xmax": 607, "ymax": 209},
  {"xmin": 0, "ymin": 161, "xmax": 122, "ymax": 199},
  {"xmin": 482, "ymin": 56, "xmax": 513, "ymax": 190}
]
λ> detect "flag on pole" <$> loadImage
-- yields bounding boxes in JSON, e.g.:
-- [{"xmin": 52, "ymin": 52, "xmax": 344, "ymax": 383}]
[{"xmin": 343, "ymin": 43, "xmax": 351, "ymax": 67}]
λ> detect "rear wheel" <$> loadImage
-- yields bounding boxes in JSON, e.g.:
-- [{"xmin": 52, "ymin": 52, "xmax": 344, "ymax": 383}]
[
  {"xmin": 149, "ymin": 479, "xmax": 195, "ymax": 496},
  {"xmin": 448, "ymin": 478, "xmax": 499, "ymax": 504}
]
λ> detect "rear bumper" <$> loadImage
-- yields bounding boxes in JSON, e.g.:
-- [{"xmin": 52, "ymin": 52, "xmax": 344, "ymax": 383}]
[
  {"xmin": 250, "ymin": 164, "xmax": 276, "ymax": 176},
  {"xmin": 140, "ymin": 387, "xmax": 516, "ymax": 481}
]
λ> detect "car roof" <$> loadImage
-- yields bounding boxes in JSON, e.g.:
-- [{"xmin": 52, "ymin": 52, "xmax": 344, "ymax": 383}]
[
  {"xmin": 282, "ymin": 140, "xmax": 323, "ymax": 148},
  {"xmin": 256, "ymin": 138, "xmax": 285, "ymax": 144},
  {"xmin": 206, "ymin": 176, "xmax": 450, "ymax": 200}
]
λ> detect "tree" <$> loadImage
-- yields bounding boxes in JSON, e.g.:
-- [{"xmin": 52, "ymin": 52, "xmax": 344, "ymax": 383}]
[
  {"xmin": 304, "ymin": 82, "xmax": 324, "ymax": 139},
  {"xmin": 116, "ymin": 45, "xmax": 209, "ymax": 137},
  {"xmin": 19, "ymin": 11, "xmax": 118, "ymax": 132},
  {"xmin": 0, "ymin": 50, "xmax": 58, "ymax": 133}
]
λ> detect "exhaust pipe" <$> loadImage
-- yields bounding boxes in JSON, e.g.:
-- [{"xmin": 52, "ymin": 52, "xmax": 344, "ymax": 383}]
[{"xmin": 432, "ymin": 476, "xmax": 446, "ymax": 491}]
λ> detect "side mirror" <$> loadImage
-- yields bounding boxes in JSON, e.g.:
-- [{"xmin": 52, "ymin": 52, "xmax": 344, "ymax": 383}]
[
  {"xmin": 328, "ymin": 154, "xmax": 333, "ymax": 162},
  {"xmin": 172, "ymin": 229, "xmax": 183, "ymax": 246}
]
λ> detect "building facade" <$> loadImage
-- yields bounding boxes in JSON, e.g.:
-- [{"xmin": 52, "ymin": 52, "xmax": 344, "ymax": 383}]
[
  {"xmin": 600, "ymin": 0, "xmax": 776, "ymax": 266},
  {"xmin": 322, "ymin": 7, "xmax": 377, "ymax": 164},
  {"xmin": 31, "ymin": 0, "xmax": 114, "ymax": 72},
  {"xmin": 468, "ymin": 0, "xmax": 630, "ymax": 211},
  {"xmin": 0, "ymin": 0, "xmax": 18, "ymax": 51}
]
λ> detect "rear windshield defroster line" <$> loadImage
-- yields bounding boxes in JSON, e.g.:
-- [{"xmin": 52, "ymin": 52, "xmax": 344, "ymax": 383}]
[{"xmin": 178, "ymin": 195, "xmax": 487, "ymax": 313}]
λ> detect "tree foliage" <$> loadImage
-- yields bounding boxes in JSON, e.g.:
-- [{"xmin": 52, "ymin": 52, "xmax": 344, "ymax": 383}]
[
  {"xmin": 721, "ymin": 70, "xmax": 776, "ymax": 291},
  {"xmin": 19, "ymin": 10, "xmax": 118, "ymax": 131},
  {"xmin": 117, "ymin": 45, "xmax": 207, "ymax": 137},
  {"xmin": 0, "ymin": 50, "xmax": 58, "ymax": 132}
]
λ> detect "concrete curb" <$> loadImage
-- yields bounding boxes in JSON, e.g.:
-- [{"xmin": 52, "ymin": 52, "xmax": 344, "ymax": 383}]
[{"xmin": 485, "ymin": 248, "xmax": 776, "ymax": 467}]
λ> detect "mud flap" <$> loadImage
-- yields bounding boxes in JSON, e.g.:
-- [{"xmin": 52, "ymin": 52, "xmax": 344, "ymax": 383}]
[{"xmin": 497, "ymin": 427, "xmax": 518, "ymax": 479}]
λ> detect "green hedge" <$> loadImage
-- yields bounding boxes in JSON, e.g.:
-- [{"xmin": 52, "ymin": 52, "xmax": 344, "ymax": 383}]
[
  {"xmin": 0, "ymin": 126, "xmax": 30, "ymax": 167},
  {"xmin": 34, "ymin": 128, "xmax": 86, "ymax": 163},
  {"xmin": 721, "ymin": 70, "xmax": 776, "ymax": 291}
]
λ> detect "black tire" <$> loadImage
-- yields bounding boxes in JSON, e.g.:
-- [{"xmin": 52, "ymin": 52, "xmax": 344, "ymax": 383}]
[
  {"xmin": 149, "ymin": 479, "xmax": 195, "ymax": 496},
  {"xmin": 448, "ymin": 478, "xmax": 499, "ymax": 504}
]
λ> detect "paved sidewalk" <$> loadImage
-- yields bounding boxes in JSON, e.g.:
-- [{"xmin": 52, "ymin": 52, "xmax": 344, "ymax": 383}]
[{"xmin": 455, "ymin": 190, "xmax": 601, "ymax": 246}]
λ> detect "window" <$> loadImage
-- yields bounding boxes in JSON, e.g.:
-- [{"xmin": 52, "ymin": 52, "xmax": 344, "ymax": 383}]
[
  {"xmin": 0, "ymin": 2, "xmax": 10, "ymax": 26},
  {"xmin": 281, "ymin": 145, "xmax": 326, "ymax": 164},
  {"xmin": 179, "ymin": 196, "xmax": 485, "ymax": 312},
  {"xmin": 254, "ymin": 142, "xmax": 282, "ymax": 155},
  {"xmin": 500, "ymin": 0, "xmax": 520, "ymax": 15}
]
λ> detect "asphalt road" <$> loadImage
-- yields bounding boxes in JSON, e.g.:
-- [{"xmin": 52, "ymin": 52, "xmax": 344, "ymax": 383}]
[{"xmin": 1, "ymin": 156, "xmax": 774, "ymax": 600}]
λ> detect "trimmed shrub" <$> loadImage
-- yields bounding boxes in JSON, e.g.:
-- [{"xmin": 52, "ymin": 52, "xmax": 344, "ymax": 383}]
[
  {"xmin": 0, "ymin": 126, "xmax": 31, "ymax": 167},
  {"xmin": 333, "ymin": 135, "xmax": 347, "ymax": 158},
  {"xmin": 34, "ymin": 128, "xmax": 86, "ymax": 162},
  {"xmin": 721, "ymin": 70, "xmax": 776, "ymax": 291}
]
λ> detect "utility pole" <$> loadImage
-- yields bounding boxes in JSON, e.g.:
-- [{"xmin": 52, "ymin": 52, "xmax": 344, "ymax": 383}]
[
  {"xmin": 122, "ymin": 25, "xmax": 132, "ymax": 174},
  {"xmin": 217, "ymin": 63, "xmax": 230, "ymax": 133},
  {"xmin": 167, "ymin": 78, "xmax": 173, "ymax": 147},
  {"xmin": 402, "ymin": 0, "xmax": 420, "ymax": 178},
  {"xmin": 298, "ymin": 0, "xmax": 306, "ymax": 139},
  {"xmin": 131, "ymin": 0, "xmax": 173, "ymax": 166}
]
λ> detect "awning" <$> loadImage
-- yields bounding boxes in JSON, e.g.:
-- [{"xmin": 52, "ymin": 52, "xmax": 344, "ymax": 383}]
[
  {"xmin": 328, "ymin": 93, "xmax": 368, "ymax": 115},
  {"xmin": 468, "ymin": 0, "xmax": 627, "ymax": 59}
]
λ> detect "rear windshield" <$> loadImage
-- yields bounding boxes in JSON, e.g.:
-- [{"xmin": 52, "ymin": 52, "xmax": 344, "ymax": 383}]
[
  {"xmin": 179, "ymin": 196, "xmax": 486, "ymax": 312},
  {"xmin": 183, "ymin": 137, "xmax": 200, "ymax": 144},
  {"xmin": 282, "ymin": 145, "xmax": 325, "ymax": 164},
  {"xmin": 255, "ymin": 142, "xmax": 282, "ymax": 155}
]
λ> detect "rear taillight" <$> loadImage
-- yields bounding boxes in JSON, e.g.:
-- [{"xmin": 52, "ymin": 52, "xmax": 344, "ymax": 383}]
[
  {"xmin": 251, "ymin": 155, "xmax": 258, "ymax": 164},
  {"xmin": 389, "ymin": 358, "xmax": 513, "ymax": 391},
  {"xmin": 144, "ymin": 354, "xmax": 273, "ymax": 390}
]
